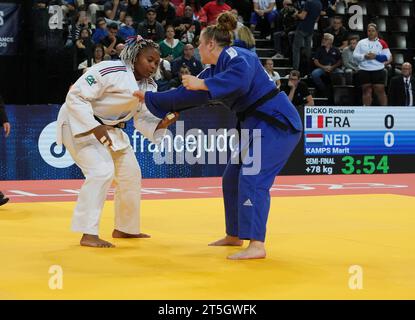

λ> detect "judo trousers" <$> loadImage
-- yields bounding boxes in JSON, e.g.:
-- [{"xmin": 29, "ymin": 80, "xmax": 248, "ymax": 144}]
[
  {"xmin": 222, "ymin": 118, "xmax": 302, "ymax": 242},
  {"xmin": 62, "ymin": 124, "xmax": 142, "ymax": 235}
]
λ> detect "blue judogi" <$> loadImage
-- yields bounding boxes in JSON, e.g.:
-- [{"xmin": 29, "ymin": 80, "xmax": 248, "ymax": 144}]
[{"xmin": 145, "ymin": 46, "xmax": 303, "ymax": 242}]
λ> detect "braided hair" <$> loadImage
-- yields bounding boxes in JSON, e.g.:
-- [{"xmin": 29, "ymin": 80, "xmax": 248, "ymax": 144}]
[{"xmin": 120, "ymin": 35, "xmax": 160, "ymax": 69}]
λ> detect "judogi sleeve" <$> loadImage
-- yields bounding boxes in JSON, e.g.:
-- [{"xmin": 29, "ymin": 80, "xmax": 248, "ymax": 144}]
[
  {"xmin": 144, "ymin": 67, "xmax": 213, "ymax": 119},
  {"xmin": 65, "ymin": 66, "xmax": 106, "ymax": 137},
  {"xmin": 134, "ymin": 81, "xmax": 166, "ymax": 144}
]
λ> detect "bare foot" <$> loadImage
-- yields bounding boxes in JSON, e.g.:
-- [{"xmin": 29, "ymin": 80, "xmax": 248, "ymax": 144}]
[
  {"xmin": 227, "ymin": 241, "xmax": 266, "ymax": 260},
  {"xmin": 80, "ymin": 234, "xmax": 115, "ymax": 248},
  {"xmin": 112, "ymin": 229, "xmax": 151, "ymax": 238},
  {"xmin": 208, "ymin": 235, "xmax": 243, "ymax": 246}
]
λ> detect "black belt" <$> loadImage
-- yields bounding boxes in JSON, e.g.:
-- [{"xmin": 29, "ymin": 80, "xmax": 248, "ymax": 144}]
[
  {"xmin": 94, "ymin": 115, "xmax": 127, "ymax": 129},
  {"xmin": 236, "ymin": 88, "xmax": 289, "ymax": 131}
]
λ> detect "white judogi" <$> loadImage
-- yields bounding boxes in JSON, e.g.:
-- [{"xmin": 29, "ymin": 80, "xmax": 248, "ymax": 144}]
[{"xmin": 57, "ymin": 60, "xmax": 164, "ymax": 235}]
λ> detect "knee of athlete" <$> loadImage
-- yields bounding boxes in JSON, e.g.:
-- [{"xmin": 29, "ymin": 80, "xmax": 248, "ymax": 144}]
[
  {"xmin": 128, "ymin": 167, "xmax": 142, "ymax": 186},
  {"xmin": 90, "ymin": 164, "xmax": 115, "ymax": 183}
]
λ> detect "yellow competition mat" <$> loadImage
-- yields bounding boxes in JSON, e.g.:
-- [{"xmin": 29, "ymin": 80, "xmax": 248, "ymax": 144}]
[{"xmin": 0, "ymin": 194, "xmax": 414, "ymax": 299}]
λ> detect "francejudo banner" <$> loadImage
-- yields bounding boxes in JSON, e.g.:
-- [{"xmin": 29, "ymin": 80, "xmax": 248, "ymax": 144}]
[
  {"xmin": 0, "ymin": 3, "xmax": 21, "ymax": 55},
  {"xmin": 0, "ymin": 104, "xmax": 247, "ymax": 180}
]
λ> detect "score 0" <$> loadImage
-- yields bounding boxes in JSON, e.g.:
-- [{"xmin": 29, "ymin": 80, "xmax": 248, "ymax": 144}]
[{"xmin": 384, "ymin": 114, "xmax": 394, "ymax": 148}]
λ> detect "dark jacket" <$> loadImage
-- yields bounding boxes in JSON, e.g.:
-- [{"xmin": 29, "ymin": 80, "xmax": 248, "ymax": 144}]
[
  {"xmin": 137, "ymin": 20, "xmax": 165, "ymax": 42},
  {"xmin": 388, "ymin": 75, "xmax": 415, "ymax": 106}
]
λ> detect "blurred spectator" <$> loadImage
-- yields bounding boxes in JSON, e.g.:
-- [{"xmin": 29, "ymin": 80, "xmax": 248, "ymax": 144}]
[
  {"xmin": 272, "ymin": 0, "xmax": 298, "ymax": 59},
  {"xmin": 118, "ymin": 15, "xmax": 137, "ymax": 40},
  {"xmin": 250, "ymin": 0, "xmax": 278, "ymax": 38},
  {"xmin": 353, "ymin": 23, "xmax": 391, "ymax": 106},
  {"xmin": 342, "ymin": 34, "xmax": 359, "ymax": 85},
  {"xmin": 388, "ymin": 62, "xmax": 415, "ymax": 106},
  {"xmin": 176, "ymin": 0, "xmax": 207, "ymax": 26},
  {"xmin": 169, "ymin": 64, "xmax": 192, "ymax": 88},
  {"xmin": 171, "ymin": 44, "xmax": 203, "ymax": 76},
  {"xmin": 114, "ymin": 43, "xmax": 125, "ymax": 59},
  {"xmin": 229, "ymin": 0, "xmax": 252, "ymax": 23},
  {"xmin": 281, "ymin": 70, "xmax": 314, "ymax": 107},
  {"xmin": 137, "ymin": 7, "xmax": 165, "ymax": 41},
  {"xmin": 104, "ymin": 0, "xmax": 128, "ymax": 22},
  {"xmin": 140, "ymin": 0, "xmax": 157, "ymax": 9},
  {"xmin": 192, "ymin": 36, "xmax": 202, "ymax": 61},
  {"xmin": 170, "ymin": 0, "xmax": 182, "ymax": 5},
  {"xmin": 292, "ymin": 0, "xmax": 322, "ymax": 72},
  {"xmin": 76, "ymin": 27, "xmax": 95, "ymax": 65},
  {"xmin": 203, "ymin": 0, "xmax": 232, "ymax": 26},
  {"xmin": 320, "ymin": 0, "xmax": 337, "ymax": 19},
  {"xmin": 263, "ymin": 59, "xmax": 281, "ymax": 88},
  {"xmin": 101, "ymin": 23, "xmax": 125, "ymax": 59},
  {"xmin": 61, "ymin": 0, "xmax": 77, "ymax": 19},
  {"xmin": 174, "ymin": 6, "xmax": 201, "ymax": 44},
  {"xmin": 92, "ymin": 17, "xmax": 109, "ymax": 43},
  {"xmin": 127, "ymin": 0, "xmax": 146, "ymax": 27},
  {"xmin": 0, "ymin": 94, "xmax": 10, "ymax": 207},
  {"xmin": 67, "ymin": 9, "xmax": 93, "ymax": 47},
  {"xmin": 159, "ymin": 25, "xmax": 185, "ymax": 62},
  {"xmin": 323, "ymin": 16, "xmax": 348, "ymax": 51},
  {"xmin": 230, "ymin": 8, "xmax": 245, "ymax": 27},
  {"xmin": 230, "ymin": 9, "xmax": 245, "ymax": 40},
  {"xmin": 233, "ymin": 25, "xmax": 256, "ymax": 52},
  {"xmin": 155, "ymin": 0, "xmax": 177, "ymax": 27},
  {"xmin": 76, "ymin": 1, "xmax": 106, "ymax": 24},
  {"xmin": 78, "ymin": 43, "xmax": 106, "ymax": 73},
  {"xmin": 153, "ymin": 57, "xmax": 173, "ymax": 91},
  {"xmin": 311, "ymin": 33, "xmax": 343, "ymax": 96}
]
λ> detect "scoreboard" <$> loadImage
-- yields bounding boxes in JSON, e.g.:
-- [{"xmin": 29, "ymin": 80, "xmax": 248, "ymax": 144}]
[{"xmin": 302, "ymin": 107, "xmax": 415, "ymax": 175}]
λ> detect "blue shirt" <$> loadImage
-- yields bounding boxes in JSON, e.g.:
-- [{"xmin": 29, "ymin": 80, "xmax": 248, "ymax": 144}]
[
  {"xmin": 118, "ymin": 26, "xmax": 136, "ymax": 41},
  {"xmin": 297, "ymin": 0, "xmax": 322, "ymax": 33},
  {"xmin": 145, "ymin": 46, "xmax": 302, "ymax": 131},
  {"xmin": 92, "ymin": 28, "xmax": 108, "ymax": 44}
]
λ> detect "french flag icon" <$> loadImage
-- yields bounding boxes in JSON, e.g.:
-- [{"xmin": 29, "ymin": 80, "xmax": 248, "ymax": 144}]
[
  {"xmin": 306, "ymin": 115, "xmax": 324, "ymax": 129},
  {"xmin": 305, "ymin": 133, "xmax": 324, "ymax": 144}
]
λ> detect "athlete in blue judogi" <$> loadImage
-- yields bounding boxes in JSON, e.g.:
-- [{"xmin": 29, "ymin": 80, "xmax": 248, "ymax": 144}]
[{"xmin": 135, "ymin": 13, "xmax": 303, "ymax": 259}]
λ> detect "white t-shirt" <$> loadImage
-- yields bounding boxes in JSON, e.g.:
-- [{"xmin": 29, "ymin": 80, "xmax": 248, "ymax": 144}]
[
  {"xmin": 269, "ymin": 71, "xmax": 281, "ymax": 82},
  {"xmin": 353, "ymin": 38, "xmax": 392, "ymax": 71},
  {"xmin": 253, "ymin": 0, "xmax": 275, "ymax": 10}
]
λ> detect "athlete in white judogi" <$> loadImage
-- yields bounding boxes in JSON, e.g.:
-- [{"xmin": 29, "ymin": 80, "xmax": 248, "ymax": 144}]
[{"xmin": 56, "ymin": 36, "xmax": 178, "ymax": 248}]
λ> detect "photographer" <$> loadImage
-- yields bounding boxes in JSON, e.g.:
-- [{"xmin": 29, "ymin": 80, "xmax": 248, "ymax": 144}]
[{"xmin": 272, "ymin": 0, "xmax": 298, "ymax": 59}]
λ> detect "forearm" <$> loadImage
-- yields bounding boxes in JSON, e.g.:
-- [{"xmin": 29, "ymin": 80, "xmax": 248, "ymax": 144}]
[
  {"xmin": 144, "ymin": 86, "xmax": 211, "ymax": 118},
  {"xmin": 109, "ymin": 4, "xmax": 118, "ymax": 20},
  {"xmin": 306, "ymin": 95, "xmax": 314, "ymax": 106},
  {"xmin": 333, "ymin": 60, "xmax": 342, "ymax": 69},
  {"xmin": 264, "ymin": 4, "xmax": 274, "ymax": 13},
  {"xmin": 105, "ymin": 41, "xmax": 117, "ymax": 54},
  {"xmin": 314, "ymin": 60, "xmax": 326, "ymax": 69}
]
